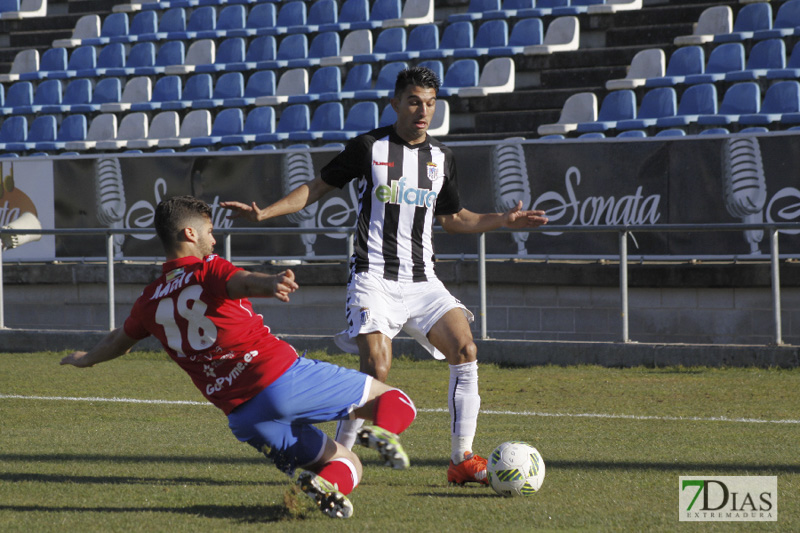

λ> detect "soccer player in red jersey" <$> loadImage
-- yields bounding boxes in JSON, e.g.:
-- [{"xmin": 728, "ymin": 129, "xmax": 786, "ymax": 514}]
[{"xmin": 60, "ymin": 195, "xmax": 416, "ymax": 519}]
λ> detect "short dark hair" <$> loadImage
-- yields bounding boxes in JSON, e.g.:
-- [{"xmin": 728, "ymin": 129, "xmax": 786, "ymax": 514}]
[
  {"xmin": 394, "ymin": 66, "xmax": 440, "ymax": 97},
  {"xmin": 154, "ymin": 195, "xmax": 212, "ymax": 249}
]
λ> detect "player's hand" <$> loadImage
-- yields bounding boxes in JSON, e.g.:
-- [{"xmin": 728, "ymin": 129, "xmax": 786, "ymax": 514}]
[
  {"xmin": 504, "ymin": 200, "xmax": 548, "ymax": 229},
  {"xmin": 272, "ymin": 269, "xmax": 298, "ymax": 302},
  {"xmin": 60, "ymin": 351, "xmax": 94, "ymax": 368},
  {"xmin": 220, "ymin": 200, "xmax": 267, "ymax": 223}
]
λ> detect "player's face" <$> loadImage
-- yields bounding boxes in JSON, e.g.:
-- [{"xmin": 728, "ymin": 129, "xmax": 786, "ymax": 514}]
[
  {"xmin": 196, "ymin": 217, "xmax": 216, "ymax": 257},
  {"xmin": 391, "ymin": 84, "xmax": 437, "ymax": 145}
]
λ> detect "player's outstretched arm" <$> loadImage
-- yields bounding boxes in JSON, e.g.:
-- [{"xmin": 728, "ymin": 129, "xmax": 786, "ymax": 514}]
[
  {"xmin": 437, "ymin": 201, "xmax": 548, "ymax": 234},
  {"xmin": 60, "ymin": 327, "xmax": 138, "ymax": 368},
  {"xmin": 221, "ymin": 177, "xmax": 336, "ymax": 223},
  {"xmin": 226, "ymin": 269, "xmax": 299, "ymax": 302}
]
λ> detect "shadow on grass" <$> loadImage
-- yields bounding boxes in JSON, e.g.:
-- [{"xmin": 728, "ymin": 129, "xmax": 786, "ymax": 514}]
[
  {"xmin": 0, "ymin": 503, "xmax": 300, "ymax": 523},
  {"xmin": 0, "ymin": 453, "xmax": 265, "ymax": 465},
  {"xmin": 0, "ymin": 472, "xmax": 282, "ymax": 487}
]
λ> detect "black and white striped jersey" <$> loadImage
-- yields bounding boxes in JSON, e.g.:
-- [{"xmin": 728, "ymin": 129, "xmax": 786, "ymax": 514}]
[{"xmin": 321, "ymin": 125, "xmax": 462, "ymax": 282}]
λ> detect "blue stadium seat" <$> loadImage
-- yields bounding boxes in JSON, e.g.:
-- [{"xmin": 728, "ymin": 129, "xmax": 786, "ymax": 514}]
[
  {"xmin": 6, "ymin": 114, "xmax": 55, "ymax": 151},
  {"xmin": 683, "ymin": 42, "xmax": 744, "ymax": 84},
  {"xmin": 697, "ymin": 82, "xmax": 760, "ymax": 126},
  {"xmin": 72, "ymin": 77, "xmax": 121, "ymax": 113},
  {"xmin": 288, "ymin": 66, "xmax": 341, "ymax": 103},
  {"xmin": 43, "ymin": 45, "xmax": 95, "ymax": 80},
  {"xmin": 290, "ymin": 101, "xmax": 344, "ymax": 140},
  {"xmin": 439, "ymin": 59, "xmax": 479, "ymax": 96},
  {"xmin": 292, "ymin": 31, "xmax": 339, "ymax": 67},
  {"xmin": 737, "ymin": 81, "xmax": 800, "ymax": 124},
  {"xmin": 171, "ymin": 5, "xmax": 215, "ymax": 40},
  {"xmin": 308, "ymin": 0, "xmax": 338, "ymax": 32},
  {"xmin": 575, "ymin": 90, "xmax": 636, "ymax": 132},
  {"xmin": 698, "ymin": 127, "xmax": 730, "ymax": 136},
  {"xmin": 190, "ymin": 107, "xmax": 244, "ymax": 146},
  {"xmin": 196, "ymin": 4, "xmax": 245, "ymax": 39},
  {"xmin": 655, "ymin": 128, "xmax": 685, "ymax": 137},
  {"xmin": 488, "ymin": 17, "xmax": 543, "ymax": 56},
  {"xmin": 104, "ymin": 41, "xmax": 156, "ymax": 76},
  {"xmin": 88, "ymin": 43, "xmax": 127, "ymax": 77},
  {"xmin": 196, "ymin": 37, "xmax": 246, "ymax": 72},
  {"xmin": 121, "ymin": 10, "xmax": 158, "ymax": 43},
  {"xmin": 245, "ymin": 35, "xmax": 278, "ymax": 69},
  {"xmin": 130, "ymin": 75, "xmax": 181, "ymax": 111},
  {"xmin": 767, "ymin": 41, "xmax": 800, "ymax": 80},
  {"xmin": 385, "ymin": 24, "xmax": 438, "ymax": 61},
  {"xmin": 418, "ymin": 59, "xmax": 444, "ymax": 82},
  {"xmin": 616, "ymin": 129, "xmax": 647, "ymax": 138},
  {"xmin": 141, "ymin": 8, "xmax": 186, "ymax": 42},
  {"xmin": 656, "ymin": 83, "xmax": 717, "ymax": 128},
  {"xmin": 725, "ymin": 39, "xmax": 785, "ymax": 81},
  {"xmin": 264, "ymin": 104, "xmax": 310, "ymax": 141},
  {"xmin": 616, "ymin": 87, "xmax": 677, "ymax": 130},
  {"xmin": 714, "ymin": 2, "xmax": 772, "ymax": 43},
  {"xmin": 0, "ymin": 116, "xmax": 27, "ymax": 149},
  {"xmin": 52, "ymin": 78, "xmax": 92, "ymax": 113},
  {"xmin": 484, "ymin": 0, "xmax": 535, "ymax": 20},
  {"xmin": 353, "ymin": 61, "xmax": 407, "ymax": 99},
  {"xmin": 258, "ymin": 33, "xmax": 308, "ymax": 70},
  {"xmin": 227, "ymin": 70, "xmax": 276, "ymax": 107},
  {"xmin": 454, "ymin": 19, "xmax": 508, "ymax": 58},
  {"xmin": 194, "ymin": 71, "xmax": 244, "ymax": 108},
  {"xmin": 15, "ymin": 79, "xmax": 61, "ymax": 115},
  {"xmin": 226, "ymin": 2, "xmax": 275, "ymax": 37},
  {"xmin": 338, "ymin": 63, "xmax": 373, "ymax": 99},
  {"xmin": 517, "ymin": 0, "xmax": 566, "ymax": 18},
  {"xmin": 82, "ymin": 12, "xmax": 129, "ymax": 46},
  {"xmin": 354, "ymin": 27, "xmax": 405, "ymax": 62},
  {"xmin": 418, "ymin": 21, "xmax": 472, "ymax": 59},
  {"xmin": 0, "ymin": 81, "xmax": 32, "ymax": 115},
  {"xmin": 19, "ymin": 47, "xmax": 66, "ymax": 81},
  {"xmin": 552, "ymin": 0, "xmax": 605, "ymax": 16},
  {"xmin": 130, "ymin": 40, "xmax": 184, "ymax": 75},
  {"xmin": 161, "ymin": 73, "xmax": 212, "ymax": 110},
  {"xmin": 36, "ymin": 113, "xmax": 87, "ymax": 151},
  {"xmin": 449, "ymin": 0, "xmax": 500, "ymax": 22},
  {"xmin": 317, "ymin": 0, "xmax": 369, "ymax": 31},
  {"xmin": 218, "ymin": 106, "xmax": 276, "ymax": 145},
  {"xmin": 753, "ymin": 0, "xmax": 800, "ymax": 40},
  {"xmin": 645, "ymin": 46, "xmax": 704, "ymax": 87},
  {"xmin": 324, "ymin": 100, "xmax": 379, "ymax": 140}
]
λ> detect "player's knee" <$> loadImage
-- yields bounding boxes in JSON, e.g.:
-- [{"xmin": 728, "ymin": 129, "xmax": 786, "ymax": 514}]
[
  {"xmin": 363, "ymin": 353, "xmax": 392, "ymax": 382},
  {"xmin": 458, "ymin": 340, "xmax": 477, "ymax": 363}
]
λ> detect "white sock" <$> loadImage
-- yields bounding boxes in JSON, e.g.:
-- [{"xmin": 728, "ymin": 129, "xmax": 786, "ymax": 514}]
[
  {"xmin": 335, "ymin": 418, "xmax": 365, "ymax": 450},
  {"xmin": 449, "ymin": 361, "xmax": 480, "ymax": 464}
]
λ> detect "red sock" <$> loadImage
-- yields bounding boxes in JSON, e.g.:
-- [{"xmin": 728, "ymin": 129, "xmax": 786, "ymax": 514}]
[
  {"xmin": 373, "ymin": 388, "xmax": 416, "ymax": 435},
  {"xmin": 316, "ymin": 458, "xmax": 358, "ymax": 495}
]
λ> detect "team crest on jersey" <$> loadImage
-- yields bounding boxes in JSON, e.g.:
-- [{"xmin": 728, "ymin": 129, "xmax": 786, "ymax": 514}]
[
  {"xmin": 426, "ymin": 162, "xmax": 439, "ymax": 181},
  {"xmin": 360, "ymin": 307, "xmax": 371, "ymax": 325},
  {"xmin": 166, "ymin": 267, "xmax": 184, "ymax": 281}
]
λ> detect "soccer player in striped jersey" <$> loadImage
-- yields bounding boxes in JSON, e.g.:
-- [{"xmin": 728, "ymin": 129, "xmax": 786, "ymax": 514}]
[
  {"xmin": 60, "ymin": 195, "xmax": 417, "ymax": 519},
  {"xmin": 222, "ymin": 67, "xmax": 548, "ymax": 486}
]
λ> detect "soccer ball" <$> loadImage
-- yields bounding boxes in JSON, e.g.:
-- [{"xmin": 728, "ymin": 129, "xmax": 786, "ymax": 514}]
[{"xmin": 487, "ymin": 441, "xmax": 545, "ymax": 497}]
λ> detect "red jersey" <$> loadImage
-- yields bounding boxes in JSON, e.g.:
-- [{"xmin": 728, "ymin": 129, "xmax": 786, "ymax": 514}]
[{"xmin": 124, "ymin": 254, "xmax": 297, "ymax": 414}]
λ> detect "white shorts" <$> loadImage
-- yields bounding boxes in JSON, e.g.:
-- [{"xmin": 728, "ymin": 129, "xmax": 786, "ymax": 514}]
[{"xmin": 333, "ymin": 271, "xmax": 474, "ymax": 360}]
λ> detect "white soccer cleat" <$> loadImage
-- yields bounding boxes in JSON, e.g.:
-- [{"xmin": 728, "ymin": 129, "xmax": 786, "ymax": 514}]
[{"xmin": 357, "ymin": 425, "xmax": 410, "ymax": 470}]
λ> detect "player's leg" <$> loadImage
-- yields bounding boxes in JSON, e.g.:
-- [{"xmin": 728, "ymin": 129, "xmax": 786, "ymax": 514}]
[
  {"xmin": 297, "ymin": 434, "xmax": 362, "ymax": 519},
  {"xmin": 427, "ymin": 308, "xmax": 489, "ymax": 486}
]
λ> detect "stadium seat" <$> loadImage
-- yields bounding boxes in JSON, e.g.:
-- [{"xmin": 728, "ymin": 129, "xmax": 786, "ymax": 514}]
[
  {"xmin": 71, "ymin": 77, "xmax": 122, "ymax": 113},
  {"xmin": 697, "ymin": 127, "xmax": 729, "ymax": 136},
  {"xmin": 45, "ymin": 45, "xmax": 96, "ymax": 80},
  {"xmin": 195, "ymin": 37, "xmax": 245, "ymax": 72},
  {"xmin": 227, "ymin": 70, "xmax": 276, "ymax": 107},
  {"xmin": 18, "ymin": 47, "xmax": 65, "ymax": 81},
  {"xmin": 616, "ymin": 129, "xmax": 646, "ymax": 138},
  {"xmin": 130, "ymin": 75, "xmax": 181, "ymax": 111},
  {"xmin": 714, "ymin": 2, "xmax": 772, "ymax": 43},
  {"xmin": 307, "ymin": 0, "xmax": 337, "ymax": 32},
  {"xmin": 127, "ymin": 110, "xmax": 179, "ymax": 148},
  {"xmin": 320, "ymin": 0, "xmax": 369, "ymax": 31},
  {"xmin": 121, "ymin": 10, "xmax": 158, "ymax": 43},
  {"xmin": 458, "ymin": 57, "xmax": 514, "ymax": 97},
  {"xmin": 674, "ymin": 5, "xmax": 733, "ymax": 45},
  {"xmin": 65, "ymin": 113, "xmax": 116, "ymax": 151},
  {"xmin": 324, "ymin": 100, "xmax": 379, "ymax": 140},
  {"xmin": 36, "ymin": 113, "xmax": 87, "ymax": 151},
  {"xmin": 383, "ymin": 0, "xmax": 434, "ymax": 27},
  {"xmin": 654, "ymin": 128, "xmax": 685, "ymax": 137},
  {"xmin": 161, "ymin": 73, "xmax": 211, "ymax": 110},
  {"xmin": 256, "ymin": 68, "xmax": 308, "ymax": 105},
  {"xmin": 338, "ymin": 63, "xmax": 373, "ymax": 99},
  {"xmin": 1, "ymin": 0, "xmax": 47, "ymax": 20},
  {"xmin": 196, "ymin": 4, "xmax": 245, "ymax": 39},
  {"xmin": 133, "ymin": 40, "xmax": 184, "ymax": 75},
  {"xmin": 101, "ymin": 76, "xmax": 152, "ymax": 112},
  {"xmin": 645, "ymin": 46, "xmax": 704, "ymax": 87},
  {"xmin": 320, "ymin": 29, "xmax": 371, "ymax": 66},
  {"xmin": 537, "ymin": 92, "xmax": 597, "ymax": 135},
  {"xmin": 352, "ymin": 61, "xmax": 407, "ymax": 99},
  {"xmin": 551, "ymin": 0, "xmax": 605, "ymax": 16},
  {"xmin": 354, "ymin": 27, "xmax": 405, "ymax": 62},
  {"xmin": 439, "ymin": 59, "xmax": 479, "ymax": 96},
  {"xmin": 696, "ymin": 82, "xmax": 760, "ymax": 126},
  {"xmin": 89, "ymin": 43, "xmax": 127, "ymax": 77},
  {"xmin": 52, "ymin": 14, "xmax": 100, "ymax": 47},
  {"xmin": 171, "ymin": 5, "xmax": 216, "ymax": 40},
  {"xmin": 480, "ymin": 0, "xmax": 534, "ymax": 21},
  {"xmin": 141, "ymin": 7, "xmax": 186, "ymax": 41},
  {"xmin": 102, "ymin": 41, "xmax": 155, "ymax": 76},
  {"xmin": 165, "ymin": 39, "xmax": 214, "ymax": 74},
  {"xmin": 524, "ymin": 16, "xmax": 579, "ymax": 55},
  {"xmin": 256, "ymin": 33, "xmax": 308, "ymax": 70},
  {"xmin": 194, "ymin": 71, "xmax": 244, "ymax": 108},
  {"xmin": 274, "ymin": 0, "xmax": 307, "ymax": 33},
  {"xmin": 0, "ymin": 48, "xmax": 38, "ymax": 82},
  {"xmin": 587, "ymin": 0, "xmax": 641, "ymax": 15},
  {"xmin": 0, "ymin": 81, "xmax": 32, "ymax": 115},
  {"xmin": 738, "ymin": 81, "xmax": 800, "ymax": 125},
  {"xmin": 682, "ymin": 42, "xmax": 744, "ymax": 84},
  {"xmin": 81, "ymin": 12, "xmax": 130, "ymax": 46},
  {"xmin": 186, "ymin": 107, "xmax": 243, "ymax": 146},
  {"xmin": 418, "ymin": 21, "xmax": 472, "ymax": 59},
  {"xmin": 725, "ymin": 39, "xmax": 785, "ymax": 81},
  {"xmin": 0, "ymin": 115, "xmax": 26, "ymax": 149},
  {"xmin": 226, "ymin": 2, "xmax": 275, "ymax": 37},
  {"xmin": 455, "ymin": 19, "xmax": 508, "ymax": 58},
  {"xmin": 293, "ymin": 31, "xmax": 340, "ymax": 67},
  {"xmin": 488, "ymin": 17, "xmax": 543, "ymax": 56},
  {"xmin": 418, "ymin": 59, "xmax": 444, "ymax": 81},
  {"xmin": 655, "ymin": 83, "xmax": 717, "ymax": 128},
  {"xmin": 385, "ymin": 23, "xmax": 437, "ymax": 61},
  {"xmin": 289, "ymin": 101, "xmax": 344, "ymax": 140},
  {"xmin": 767, "ymin": 41, "xmax": 800, "ymax": 80},
  {"xmin": 218, "ymin": 106, "xmax": 276, "ymax": 145},
  {"xmin": 17, "ymin": 79, "xmax": 62, "ymax": 115},
  {"xmin": 606, "ymin": 48, "xmax": 664, "ymax": 90},
  {"xmin": 615, "ymin": 87, "xmax": 676, "ymax": 130},
  {"xmin": 95, "ymin": 112, "xmax": 148, "ymax": 150},
  {"xmin": 289, "ymin": 66, "xmax": 341, "ymax": 103},
  {"xmin": 752, "ymin": 0, "xmax": 800, "ymax": 40},
  {"xmin": 262, "ymin": 104, "xmax": 310, "ymax": 141},
  {"xmin": 51, "ymin": 78, "xmax": 92, "ymax": 113},
  {"xmin": 575, "ymin": 89, "xmax": 636, "ymax": 132},
  {"xmin": 516, "ymin": 0, "xmax": 567, "ymax": 18},
  {"xmin": 6, "ymin": 114, "xmax": 55, "ymax": 151},
  {"xmin": 158, "ymin": 109, "xmax": 212, "ymax": 147},
  {"xmin": 246, "ymin": 36, "xmax": 278, "ymax": 69}
]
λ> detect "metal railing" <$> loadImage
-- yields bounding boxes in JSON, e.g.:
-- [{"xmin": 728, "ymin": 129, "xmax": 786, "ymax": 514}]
[{"xmin": 1, "ymin": 223, "xmax": 799, "ymax": 345}]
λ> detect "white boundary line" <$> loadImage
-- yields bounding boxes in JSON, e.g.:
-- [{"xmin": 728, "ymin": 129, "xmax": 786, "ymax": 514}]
[{"xmin": 2, "ymin": 393, "xmax": 799, "ymax": 425}]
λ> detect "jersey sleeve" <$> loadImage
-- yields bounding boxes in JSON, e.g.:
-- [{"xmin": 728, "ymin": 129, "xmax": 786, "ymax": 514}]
[
  {"xmin": 123, "ymin": 297, "xmax": 151, "ymax": 341},
  {"xmin": 433, "ymin": 147, "xmax": 462, "ymax": 216},
  {"xmin": 320, "ymin": 135, "xmax": 372, "ymax": 189},
  {"xmin": 200, "ymin": 255, "xmax": 243, "ymax": 299}
]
